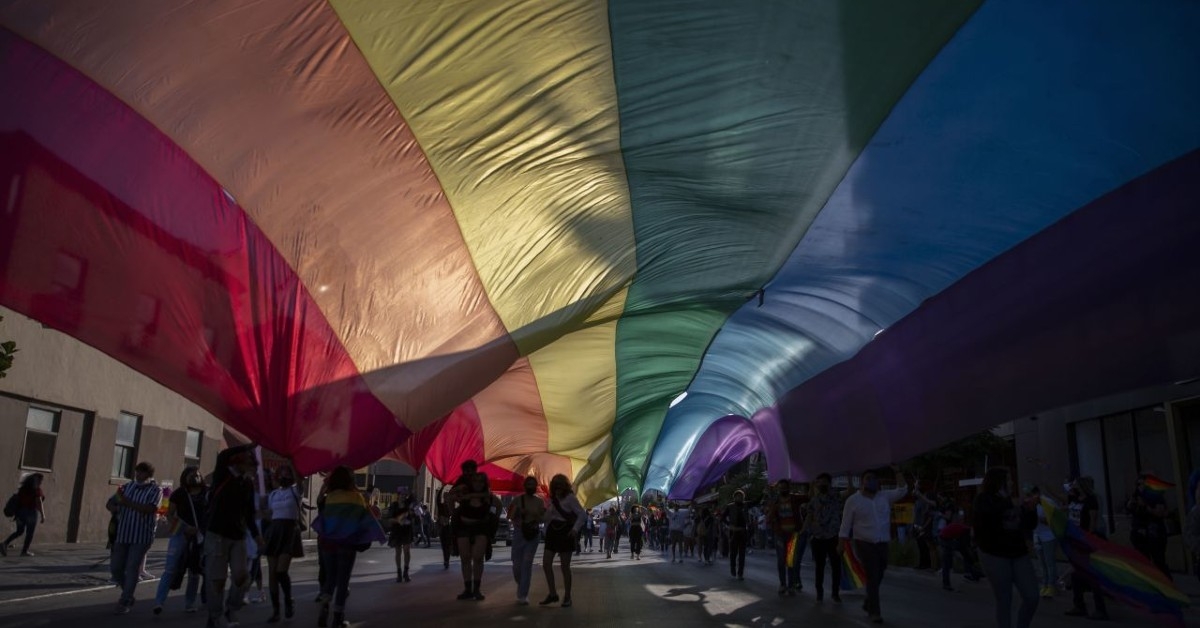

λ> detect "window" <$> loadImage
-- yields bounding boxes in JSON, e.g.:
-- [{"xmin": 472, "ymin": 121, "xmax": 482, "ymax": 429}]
[
  {"xmin": 112, "ymin": 412, "xmax": 141, "ymax": 479},
  {"xmin": 185, "ymin": 428, "xmax": 202, "ymax": 468},
  {"xmin": 21, "ymin": 406, "xmax": 59, "ymax": 471}
]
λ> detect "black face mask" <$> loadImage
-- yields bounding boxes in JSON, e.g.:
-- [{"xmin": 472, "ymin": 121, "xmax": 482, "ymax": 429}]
[{"xmin": 524, "ymin": 486, "xmax": 536, "ymax": 496}]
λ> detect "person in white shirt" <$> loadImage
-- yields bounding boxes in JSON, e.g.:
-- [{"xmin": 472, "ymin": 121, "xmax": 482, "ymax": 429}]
[
  {"xmin": 668, "ymin": 504, "xmax": 691, "ymax": 563},
  {"xmin": 838, "ymin": 465, "xmax": 908, "ymax": 624}
]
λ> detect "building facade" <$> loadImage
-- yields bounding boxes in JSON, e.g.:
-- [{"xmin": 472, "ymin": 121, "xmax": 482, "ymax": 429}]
[
  {"xmin": 0, "ymin": 306, "xmax": 224, "ymax": 544},
  {"xmin": 1012, "ymin": 379, "xmax": 1200, "ymax": 572}
]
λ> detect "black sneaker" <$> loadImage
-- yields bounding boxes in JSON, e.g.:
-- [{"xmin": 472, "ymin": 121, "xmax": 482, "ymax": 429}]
[{"xmin": 539, "ymin": 594, "xmax": 560, "ymax": 606}]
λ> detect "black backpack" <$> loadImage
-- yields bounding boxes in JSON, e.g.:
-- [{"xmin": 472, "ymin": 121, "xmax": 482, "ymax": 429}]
[{"xmin": 3, "ymin": 493, "xmax": 18, "ymax": 518}]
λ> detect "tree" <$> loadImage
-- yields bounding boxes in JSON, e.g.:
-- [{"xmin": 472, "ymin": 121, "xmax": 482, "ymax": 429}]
[
  {"xmin": 902, "ymin": 429, "xmax": 1010, "ymax": 490},
  {"xmin": 0, "ymin": 315, "xmax": 15, "ymax": 379}
]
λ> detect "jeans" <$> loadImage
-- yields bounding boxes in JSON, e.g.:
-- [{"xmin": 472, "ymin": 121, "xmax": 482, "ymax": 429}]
[
  {"xmin": 440, "ymin": 524, "xmax": 453, "ymax": 566},
  {"xmin": 810, "ymin": 537, "xmax": 842, "ymax": 595},
  {"xmin": 855, "ymin": 540, "xmax": 889, "ymax": 617},
  {"xmin": 1034, "ymin": 537, "xmax": 1058, "ymax": 587},
  {"xmin": 319, "ymin": 546, "xmax": 358, "ymax": 613},
  {"xmin": 728, "ymin": 530, "xmax": 747, "ymax": 577},
  {"xmin": 111, "ymin": 541, "xmax": 153, "ymax": 606},
  {"xmin": 510, "ymin": 532, "xmax": 538, "ymax": 599},
  {"xmin": 979, "ymin": 552, "xmax": 1039, "ymax": 628},
  {"xmin": 3, "ymin": 509, "xmax": 38, "ymax": 553},
  {"xmin": 774, "ymin": 534, "xmax": 802, "ymax": 588},
  {"xmin": 155, "ymin": 531, "xmax": 201, "ymax": 607}
]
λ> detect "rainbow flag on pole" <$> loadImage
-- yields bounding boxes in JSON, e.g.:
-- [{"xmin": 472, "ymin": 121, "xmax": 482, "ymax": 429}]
[
  {"xmin": 839, "ymin": 539, "xmax": 867, "ymax": 591},
  {"xmin": 1042, "ymin": 498, "xmax": 1189, "ymax": 627}
]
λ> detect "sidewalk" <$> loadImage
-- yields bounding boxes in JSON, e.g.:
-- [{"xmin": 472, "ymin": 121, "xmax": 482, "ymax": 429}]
[{"xmin": 0, "ymin": 538, "xmax": 317, "ymax": 604}]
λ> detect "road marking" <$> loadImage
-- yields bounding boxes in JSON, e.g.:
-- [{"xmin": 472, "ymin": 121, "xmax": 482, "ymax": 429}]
[{"xmin": 0, "ymin": 581, "xmax": 133, "ymax": 606}]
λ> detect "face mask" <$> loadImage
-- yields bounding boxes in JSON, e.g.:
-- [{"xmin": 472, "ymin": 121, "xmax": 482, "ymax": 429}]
[
  {"xmin": 864, "ymin": 480, "xmax": 880, "ymax": 492},
  {"xmin": 817, "ymin": 483, "xmax": 829, "ymax": 494},
  {"xmin": 524, "ymin": 485, "xmax": 536, "ymax": 496}
]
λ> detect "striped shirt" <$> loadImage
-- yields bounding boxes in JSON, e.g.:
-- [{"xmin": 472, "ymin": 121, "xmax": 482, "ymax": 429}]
[{"xmin": 115, "ymin": 481, "xmax": 163, "ymax": 545}]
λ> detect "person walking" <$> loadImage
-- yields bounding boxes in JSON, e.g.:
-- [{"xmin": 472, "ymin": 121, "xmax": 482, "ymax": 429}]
[
  {"xmin": 261, "ymin": 463, "xmax": 304, "ymax": 622},
  {"xmin": 628, "ymin": 505, "xmax": 646, "ymax": 560},
  {"xmin": 448, "ymin": 471, "xmax": 499, "ymax": 601},
  {"xmin": 541, "ymin": 474, "xmax": 586, "ymax": 608},
  {"xmin": 385, "ymin": 488, "xmax": 416, "ymax": 583},
  {"xmin": 1, "ymin": 473, "xmax": 45, "ymax": 557},
  {"xmin": 974, "ymin": 467, "xmax": 1039, "ymax": 628},
  {"xmin": 313, "ymin": 466, "xmax": 386, "ymax": 627},
  {"xmin": 435, "ymin": 487, "xmax": 453, "ymax": 569},
  {"xmin": 1064, "ymin": 477, "xmax": 1108, "ymax": 620},
  {"xmin": 109, "ymin": 462, "xmax": 163, "ymax": 615},
  {"xmin": 1028, "ymin": 486, "xmax": 1059, "ymax": 598},
  {"xmin": 508, "ymin": 476, "xmax": 546, "ymax": 605},
  {"xmin": 723, "ymin": 489, "xmax": 750, "ymax": 580},
  {"xmin": 203, "ymin": 444, "xmax": 264, "ymax": 628},
  {"xmin": 807, "ymin": 473, "xmax": 843, "ymax": 603},
  {"xmin": 767, "ymin": 479, "xmax": 806, "ymax": 596},
  {"xmin": 153, "ymin": 466, "xmax": 207, "ymax": 615},
  {"xmin": 913, "ymin": 481, "xmax": 936, "ymax": 571},
  {"xmin": 839, "ymin": 466, "xmax": 908, "ymax": 624},
  {"xmin": 668, "ymin": 503, "xmax": 689, "ymax": 563}
]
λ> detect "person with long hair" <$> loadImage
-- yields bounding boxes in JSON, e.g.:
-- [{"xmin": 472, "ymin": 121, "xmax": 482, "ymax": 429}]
[
  {"xmin": 262, "ymin": 463, "xmax": 304, "ymax": 622},
  {"xmin": 153, "ymin": 466, "xmax": 207, "ymax": 615},
  {"xmin": 313, "ymin": 466, "xmax": 385, "ymax": 627},
  {"xmin": 1, "ymin": 473, "xmax": 45, "ymax": 557},
  {"xmin": 541, "ymin": 474, "xmax": 586, "ymax": 608},
  {"xmin": 449, "ymin": 471, "xmax": 499, "ymax": 600},
  {"xmin": 973, "ymin": 467, "xmax": 1039, "ymax": 628},
  {"xmin": 386, "ymin": 488, "xmax": 416, "ymax": 583},
  {"xmin": 508, "ymin": 476, "xmax": 546, "ymax": 605}
]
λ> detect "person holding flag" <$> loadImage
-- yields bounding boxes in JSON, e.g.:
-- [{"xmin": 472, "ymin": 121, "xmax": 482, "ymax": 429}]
[
  {"xmin": 766, "ymin": 479, "xmax": 805, "ymax": 596},
  {"xmin": 1126, "ymin": 472, "xmax": 1173, "ymax": 579},
  {"xmin": 973, "ymin": 467, "xmax": 1039, "ymax": 628},
  {"xmin": 806, "ymin": 472, "xmax": 843, "ymax": 603},
  {"xmin": 839, "ymin": 466, "xmax": 908, "ymax": 624}
]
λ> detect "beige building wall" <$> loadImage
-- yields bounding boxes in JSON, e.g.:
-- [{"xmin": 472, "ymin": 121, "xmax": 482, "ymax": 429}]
[{"xmin": 1, "ymin": 306, "xmax": 225, "ymax": 544}]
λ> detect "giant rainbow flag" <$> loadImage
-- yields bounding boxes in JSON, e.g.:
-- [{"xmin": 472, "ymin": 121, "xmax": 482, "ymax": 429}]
[{"xmin": 1, "ymin": 1, "xmax": 1199, "ymax": 506}]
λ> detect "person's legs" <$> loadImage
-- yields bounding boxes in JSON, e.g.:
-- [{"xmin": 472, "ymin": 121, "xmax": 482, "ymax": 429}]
[
  {"xmin": 1148, "ymin": 534, "xmax": 1171, "ymax": 579},
  {"xmin": 792, "ymin": 532, "xmax": 808, "ymax": 588},
  {"xmin": 940, "ymin": 539, "xmax": 954, "ymax": 588},
  {"xmin": 1012, "ymin": 555, "xmax": 1040, "ymax": 628},
  {"xmin": 456, "ymin": 536, "xmax": 472, "ymax": 598},
  {"xmin": 440, "ymin": 524, "xmax": 453, "ymax": 567},
  {"xmin": 224, "ymin": 535, "xmax": 249, "ymax": 620},
  {"xmin": 856, "ymin": 541, "xmax": 886, "ymax": 617},
  {"xmin": 811, "ymin": 537, "xmax": 829, "ymax": 597},
  {"xmin": 110, "ymin": 542, "xmax": 130, "ymax": 601},
  {"xmin": 542, "ymin": 551, "xmax": 559, "ymax": 601},
  {"xmin": 560, "ymin": 551, "xmax": 574, "ymax": 605},
  {"xmin": 1, "ymin": 514, "xmax": 25, "ymax": 549},
  {"xmin": 979, "ymin": 552, "xmax": 1014, "ymax": 628},
  {"xmin": 332, "ymin": 547, "xmax": 357, "ymax": 618},
  {"xmin": 917, "ymin": 533, "xmax": 931, "ymax": 569},
  {"xmin": 205, "ymin": 534, "xmax": 230, "ymax": 623},
  {"xmin": 18, "ymin": 512, "xmax": 38, "ymax": 554},
  {"xmin": 470, "ymin": 535, "xmax": 487, "ymax": 598},
  {"xmin": 402, "ymin": 543, "xmax": 411, "ymax": 578},
  {"xmin": 773, "ymin": 535, "xmax": 789, "ymax": 591},
  {"xmin": 155, "ymin": 533, "xmax": 188, "ymax": 607}
]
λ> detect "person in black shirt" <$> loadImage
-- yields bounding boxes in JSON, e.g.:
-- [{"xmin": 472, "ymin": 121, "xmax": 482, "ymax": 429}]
[
  {"xmin": 204, "ymin": 444, "xmax": 264, "ymax": 628},
  {"xmin": 723, "ymin": 490, "xmax": 750, "ymax": 580},
  {"xmin": 153, "ymin": 466, "xmax": 207, "ymax": 614},
  {"xmin": 1065, "ymin": 476, "xmax": 1107, "ymax": 620},
  {"xmin": 973, "ymin": 467, "xmax": 1038, "ymax": 628},
  {"xmin": 1125, "ymin": 473, "xmax": 1171, "ymax": 579}
]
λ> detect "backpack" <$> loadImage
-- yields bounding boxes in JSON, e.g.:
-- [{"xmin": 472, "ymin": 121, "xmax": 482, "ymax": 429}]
[{"xmin": 3, "ymin": 493, "xmax": 17, "ymax": 518}]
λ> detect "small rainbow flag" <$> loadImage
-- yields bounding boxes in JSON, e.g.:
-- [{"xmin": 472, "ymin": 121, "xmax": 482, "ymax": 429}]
[
  {"xmin": 785, "ymin": 533, "xmax": 799, "ymax": 568},
  {"xmin": 1042, "ymin": 498, "xmax": 1189, "ymax": 627},
  {"xmin": 839, "ymin": 539, "xmax": 867, "ymax": 591},
  {"xmin": 1142, "ymin": 475, "xmax": 1175, "ymax": 494}
]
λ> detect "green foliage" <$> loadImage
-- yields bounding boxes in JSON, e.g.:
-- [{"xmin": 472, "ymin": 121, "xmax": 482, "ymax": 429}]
[
  {"xmin": 902, "ymin": 429, "xmax": 1009, "ymax": 488},
  {"xmin": 0, "ymin": 315, "xmax": 15, "ymax": 379}
]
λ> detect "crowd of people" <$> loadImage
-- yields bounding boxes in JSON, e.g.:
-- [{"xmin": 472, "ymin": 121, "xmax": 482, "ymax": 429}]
[{"xmin": 4, "ymin": 450, "xmax": 1200, "ymax": 628}]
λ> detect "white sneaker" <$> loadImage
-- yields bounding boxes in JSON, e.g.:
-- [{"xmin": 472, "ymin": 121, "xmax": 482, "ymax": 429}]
[{"xmin": 517, "ymin": 597, "xmax": 529, "ymax": 605}]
